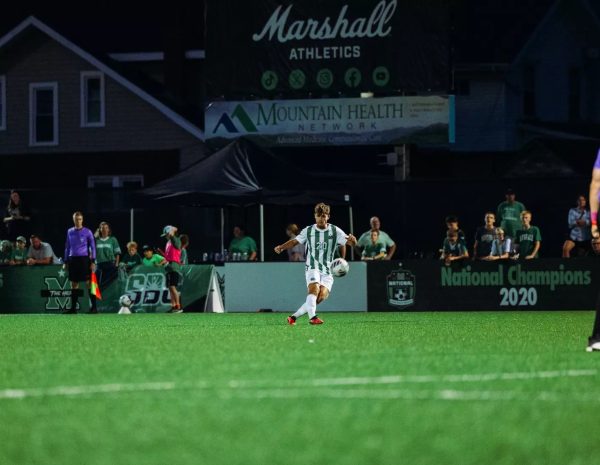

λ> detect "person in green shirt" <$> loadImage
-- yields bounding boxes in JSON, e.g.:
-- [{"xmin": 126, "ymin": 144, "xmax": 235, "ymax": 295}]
[
  {"xmin": 497, "ymin": 188, "xmax": 526, "ymax": 239},
  {"xmin": 142, "ymin": 245, "xmax": 167, "ymax": 267},
  {"xmin": 10, "ymin": 236, "xmax": 28, "ymax": 265},
  {"xmin": 95, "ymin": 221, "xmax": 122, "ymax": 287},
  {"xmin": 514, "ymin": 211, "xmax": 541, "ymax": 259},
  {"xmin": 229, "ymin": 225, "xmax": 257, "ymax": 261},
  {"xmin": 0, "ymin": 240, "xmax": 13, "ymax": 265},
  {"xmin": 440, "ymin": 230, "xmax": 469, "ymax": 266},
  {"xmin": 357, "ymin": 216, "xmax": 396, "ymax": 260},
  {"xmin": 180, "ymin": 234, "xmax": 189, "ymax": 265},
  {"xmin": 361, "ymin": 230, "xmax": 386, "ymax": 260},
  {"xmin": 121, "ymin": 241, "xmax": 142, "ymax": 272}
]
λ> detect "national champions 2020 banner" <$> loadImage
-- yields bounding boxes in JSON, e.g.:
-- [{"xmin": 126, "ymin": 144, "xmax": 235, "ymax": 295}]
[{"xmin": 205, "ymin": 0, "xmax": 450, "ymax": 98}]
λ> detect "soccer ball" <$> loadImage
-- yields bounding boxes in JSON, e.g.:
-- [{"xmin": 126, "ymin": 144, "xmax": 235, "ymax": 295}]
[
  {"xmin": 118, "ymin": 294, "xmax": 133, "ymax": 314},
  {"xmin": 330, "ymin": 258, "xmax": 349, "ymax": 277}
]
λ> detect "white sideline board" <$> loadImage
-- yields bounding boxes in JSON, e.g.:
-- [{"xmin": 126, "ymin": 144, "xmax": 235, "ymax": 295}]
[{"xmin": 224, "ymin": 262, "xmax": 367, "ymax": 312}]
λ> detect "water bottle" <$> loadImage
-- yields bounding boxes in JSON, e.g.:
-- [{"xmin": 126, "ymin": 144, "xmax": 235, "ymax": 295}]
[
  {"xmin": 223, "ymin": 249, "xmax": 229, "ymax": 262},
  {"xmin": 202, "ymin": 252, "xmax": 208, "ymax": 262},
  {"xmin": 242, "ymin": 252, "xmax": 248, "ymax": 261}
]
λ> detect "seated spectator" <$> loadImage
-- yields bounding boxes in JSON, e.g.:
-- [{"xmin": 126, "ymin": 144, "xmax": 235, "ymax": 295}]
[
  {"xmin": 285, "ymin": 224, "xmax": 305, "ymax": 262},
  {"xmin": 10, "ymin": 236, "xmax": 28, "ymax": 265},
  {"xmin": 563, "ymin": 195, "xmax": 591, "ymax": 258},
  {"xmin": 121, "ymin": 241, "xmax": 142, "ymax": 272},
  {"xmin": 514, "ymin": 211, "xmax": 541, "ymax": 260},
  {"xmin": 180, "ymin": 234, "xmax": 190, "ymax": 265},
  {"xmin": 0, "ymin": 240, "xmax": 12, "ymax": 265},
  {"xmin": 361, "ymin": 230, "xmax": 386, "ymax": 261},
  {"xmin": 445, "ymin": 215, "xmax": 466, "ymax": 247},
  {"xmin": 229, "ymin": 225, "xmax": 257, "ymax": 261},
  {"xmin": 473, "ymin": 213, "xmax": 497, "ymax": 260},
  {"xmin": 3, "ymin": 190, "xmax": 31, "ymax": 241},
  {"xmin": 27, "ymin": 234, "xmax": 57, "ymax": 265},
  {"xmin": 440, "ymin": 230, "xmax": 469, "ymax": 266},
  {"xmin": 357, "ymin": 216, "xmax": 396, "ymax": 259},
  {"xmin": 142, "ymin": 245, "xmax": 167, "ymax": 267},
  {"xmin": 483, "ymin": 228, "xmax": 512, "ymax": 261}
]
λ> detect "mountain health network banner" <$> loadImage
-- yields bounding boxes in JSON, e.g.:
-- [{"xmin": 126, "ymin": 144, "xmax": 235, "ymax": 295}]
[
  {"xmin": 367, "ymin": 259, "xmax": 600, "ymax": 311},
  {"xmin": 206, "ymin": 0, "xmax": 449, "ymax": 98},
  {"xmin": 0, "ymin": 265, "xmax": 214, "ymax": 313},
  {"xmin": 206, "ymin": 95, "xmax": 453, "ymax": 146}
]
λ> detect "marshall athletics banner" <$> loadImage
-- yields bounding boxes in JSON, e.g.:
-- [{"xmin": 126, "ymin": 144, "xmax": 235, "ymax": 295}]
[
  {"xmin": 206, "ymin": 0, "xmax": 450, "ymax": 98},
  {"xmin": 367, "ymin": 259, "xmax": 600, "ymax": 311},
  {"xmin": 0, "ymin": 265, "xmax": 214, "ymax": 313},
  {"xmin": 206, "ymin": 95, "xmax": 453, "ymax": 146}
]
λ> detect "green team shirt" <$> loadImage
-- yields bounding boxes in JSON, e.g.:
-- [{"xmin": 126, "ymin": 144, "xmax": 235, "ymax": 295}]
[
  {"xmin": 497, "ymin": 201, "xmax": 526, "ymax": 237},
  {"xmin": 515, "ymin": 226, "xmax": 542, "ymax": 258},
  {"xmin": 358, "ymin": 230, "xmax": 394, "ymax": 249},
  {"xmin": 296, "ymin": 223, "xmax": 347, "ymax": 275},
  {"xmin": 96, "ymin": 236, "xmax": 122, "ymax": 264},
  {"xmin": 11, "ymin": 247, "xmax": 28, "ymax": 263},
  {"xmin": 180, "ymin": 248, "xmax": 188, "ymax": 265},
  {"xmin": 362, "ymin": 241, "xmax": 386, "ymax": 259},
  {"xmin": 142, "ymin": 254, "xmax": 165, "ymax": 267},
  {"xmin": 122, "ymin": 253, "xmax": 142, "ymax": 271},
  {"xmin": 229, "ymin": 236, "xmax": 257, "ymax": 255},
  {"xmin": 443, "ymin": 239, "xmax": 467, "ymax": 257}
]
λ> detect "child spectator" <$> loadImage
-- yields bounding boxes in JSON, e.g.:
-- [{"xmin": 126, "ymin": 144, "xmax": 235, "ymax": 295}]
[
  {"xmin": 361, "ymin": 230, "xmax": 386, "ymax": 261},
  {"xmin": 514, "ymin": 211, "xmax": 541, "ymax": 259},
  {"xmin": 483, "ymin": 228, "xmax": 512, "ymax": 261},
  {"xmin": 10, "ymin": 236, "xmax": 28, "ymax": 265},
  {"xmin": 440, "ymin": 230, "xmax": 469, "ymax": 266},
  {"xmin": 180, "ymin": 234, "xmax": 190, "ymax": 265},
  {"xmin": 142, "ymin": 245, "xmax": 167, "ymax": 267},
  {"xmin": 121, "ymin": 241, "xmax": 142, "ymax": 272}
]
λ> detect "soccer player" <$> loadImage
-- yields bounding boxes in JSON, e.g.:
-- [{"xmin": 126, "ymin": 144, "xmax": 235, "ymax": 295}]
[
  {"xmin": 586, "ymin": 149, "xmax": 600, "ymax": 351},
  {"xmin": 274, "ymin": 202, "xmax": 357, "ymax": 325},
  {"xmin": 63, "ymin": 211, "xmax": 97, "ymax": 314}
]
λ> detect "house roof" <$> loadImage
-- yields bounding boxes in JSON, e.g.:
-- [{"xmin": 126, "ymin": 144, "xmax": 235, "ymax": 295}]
[{"xmin": 0, "ymin": 16, "xmax": 204, "ymax": 140}]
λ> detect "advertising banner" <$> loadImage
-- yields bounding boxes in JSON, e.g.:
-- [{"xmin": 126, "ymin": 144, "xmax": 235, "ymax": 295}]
[
  {"xmin": 206, "ymin": 0, "xmax": 450, "ymax": 98},
  {"xmin": 367, "ymin": 259, "xmax": 600, "ymax": 311},
  {"xmin": 0, "ymin": 265, "xmax": 214, "ymax": 314},
  {"xmin": 206, "ymin": 95, "xmax": 452, "ymax": 146}
]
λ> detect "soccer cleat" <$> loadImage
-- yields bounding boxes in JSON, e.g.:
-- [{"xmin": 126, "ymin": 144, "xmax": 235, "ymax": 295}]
[
  {"xmin": 87, "ymin": 308, "xmax": 99, "ymax": 314},
  {"xmin": 167, "ymin": 307, "xmax": 183, "ymax": 313},
  {"xmin": 287, "ymin": 316, "xmax": 296, "ymax": 325},
  {"xmin": 586, "ymin": 338, "xmax": 600, "ymax": 352},
  {"xmin": 61, "ymin": 308, "xmax": 77, "ymax": 315},
  {"xmin": 309, "ymin": 316, "xmax": 324, "ymax": 325}
]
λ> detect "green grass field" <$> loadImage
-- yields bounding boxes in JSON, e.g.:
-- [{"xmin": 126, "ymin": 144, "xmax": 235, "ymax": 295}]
[{"xmin": 1, "ymin": 312, "xmax": 599, "ymax": 465}]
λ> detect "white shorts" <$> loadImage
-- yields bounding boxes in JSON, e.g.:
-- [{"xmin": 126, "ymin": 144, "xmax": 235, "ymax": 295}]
[{"xmin": 305, "ymin": 269, "xmax": 334, "ymax": 292}]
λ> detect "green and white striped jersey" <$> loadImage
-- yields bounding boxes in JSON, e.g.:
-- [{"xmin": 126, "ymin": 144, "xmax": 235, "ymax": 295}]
[{"xmin": 296, "ymin": 223, "xmax": 348, "ymax": 275}]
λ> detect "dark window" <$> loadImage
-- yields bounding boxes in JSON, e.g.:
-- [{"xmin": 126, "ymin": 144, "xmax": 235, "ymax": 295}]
[{"xmin": 34, "ymin": 88, "xmax": 55, "ymax": 143}]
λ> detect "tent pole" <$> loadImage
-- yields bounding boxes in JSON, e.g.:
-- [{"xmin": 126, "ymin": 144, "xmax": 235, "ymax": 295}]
[
  {"xmin": 220, "ymin": 207, "xmax": 225, "ymax": 255},
  {"xmin": 130, "ymin": 208, "xmax": 134, "ymax": 243},
  {"xmin": 349, "ymin": 204, "xmax": 354, "ymax": 261},
  {"xmin": 260, "ymin": 204, "xmax": 265, "ymax": 262}
]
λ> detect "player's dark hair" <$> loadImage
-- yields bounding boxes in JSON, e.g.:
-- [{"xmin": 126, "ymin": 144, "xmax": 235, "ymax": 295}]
[
  {"xmin": 314, "ymin": 203, "xmax": 330, "ymax": 216},
  {"xmin": 445, "ymin": 215, "xmax": 459, "ymax": 224},
  {"xmin": 180, "ymin": 234, "xmax": 189, "ymax": 247},
  {"xmin": 95, "ymin": 221, "xmax": 112, "ymax": 238}
]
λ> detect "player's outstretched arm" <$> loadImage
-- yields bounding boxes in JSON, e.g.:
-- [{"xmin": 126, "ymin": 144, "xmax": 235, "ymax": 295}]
[{"xmin": 274, "ymin": 239, "xmax": 299, "ymax": 254}]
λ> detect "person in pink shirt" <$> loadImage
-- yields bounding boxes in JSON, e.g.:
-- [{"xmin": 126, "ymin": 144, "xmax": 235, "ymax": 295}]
[{"xmin": 162, "ymin": 225, "xmax": 182, "ymax": 313}]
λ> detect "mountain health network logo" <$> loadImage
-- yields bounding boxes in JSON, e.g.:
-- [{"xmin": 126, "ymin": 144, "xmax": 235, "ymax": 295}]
[{"xmin": 213, "ymin": 105, "xmax": 258, "ymax": 134}]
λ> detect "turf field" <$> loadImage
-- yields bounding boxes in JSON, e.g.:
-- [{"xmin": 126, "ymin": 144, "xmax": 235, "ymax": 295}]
[{"xmin": 1, "ymin": 311, "xmax": 599, "ymax": 465}]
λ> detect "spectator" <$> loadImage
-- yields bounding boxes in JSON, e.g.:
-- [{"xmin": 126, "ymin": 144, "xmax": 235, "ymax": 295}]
[
  {"xmin": 285, "ymin": 224, "xmax": 305, "ymax": 262},
  {"xmin": 473, "ymin": 213, "xmax": 497, "ymax": 260},
  {"xmin": 440, "ymin": 230, "xmax": 469, "ymax": 266},
  {"xmin": 229, "ymin": 225, "xmax": 257, "ymax": 261},
  {"xmin": 161, "ymin": 225, "xmax": 182, "ymax": 313},
  {"xmin": 497, "ymin": 188, "xmax": 526, "ymax": 239},
  {"xmin": 483, "ymin": 227, "xmax": 512, "ymax": 261},
  {"xmin": 121, "ymin": 241, "xmax": 142, "ymax": 272},
  {"xmin": 95, "ymin": 221, "xmax": 121, "ymax": 288},
  {"xmin": 3, "ymin": 190, "xmax": 30, "ymax": 241},
  {"xmin": 0, "ymin": 240, "xmax": 12, "ymax": 265},
  {"xmin": 180, "ymin": 234, "xmax": 190, "ymax": 265},
  {"xmin": 361, "ymin": 230, "xmax": 386, "ymax": 261},
  {"xmin": 563, "ymin": 195, "xmax": 591, "ymax": 258},
  {"xmin": 10, "ymin": 236, "xmax": 28, "ymax": 265},
  {"xmin": 445, "ymin": 215, "xmax": 466, "ymax": 247},
  {"xmin": 514, "ymin": 211, "xmax": 541, "ymax": 260},
  {"xmin": 142, "ymin": 245, "xmax": 167, "ymax": 267},
  {"xmin": 357, "ymin": 216, "xmax": 396, "ymax": 259},
  {"xmin": 27, "ymin": 234, "xmax": 57, "ymax": 265}
]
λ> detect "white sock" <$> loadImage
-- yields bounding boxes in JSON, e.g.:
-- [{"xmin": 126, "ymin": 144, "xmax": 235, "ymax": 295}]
[
  {"xmin": 305, "ymin": 294, "xmax": 317, "ymax": 319},
  {"xmin": 292, "ymin": 304, "xmax": 308, "ymax": 319}
]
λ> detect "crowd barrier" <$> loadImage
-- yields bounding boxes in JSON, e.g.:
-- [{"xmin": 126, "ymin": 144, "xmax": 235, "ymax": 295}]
[
  {"xmin": 2, "ymin": 259, "xmax": 598, "ymax": 313},
  {"xmin": 0, "ymin": 265, "xmax": 218, "ymax": 313}
]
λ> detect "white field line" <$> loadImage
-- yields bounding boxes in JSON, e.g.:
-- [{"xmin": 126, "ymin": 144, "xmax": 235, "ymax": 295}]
[{"xmin": 0, "ymin": 369, "xmax": 596, "ymax": 401}]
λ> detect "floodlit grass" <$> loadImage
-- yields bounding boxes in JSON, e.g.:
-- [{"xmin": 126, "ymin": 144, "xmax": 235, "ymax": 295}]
[{"xmin": 0, "ymin": 312, "xmax": 599, "ymax": 465}]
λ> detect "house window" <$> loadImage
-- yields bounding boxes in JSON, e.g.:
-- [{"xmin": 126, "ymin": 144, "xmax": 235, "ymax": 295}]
[
  {"xmin": 29, "ymin": 82, "xmax": 58, "ymax": 146},
  {"xmin": 0, "ymin": 76, "xmax": 5, "ymax": 130},
  {"xmin": 80, "ymin": 72, "xmax": 105, "ymax": 127}
]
